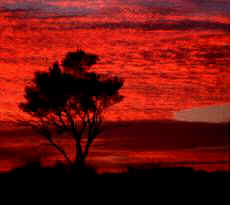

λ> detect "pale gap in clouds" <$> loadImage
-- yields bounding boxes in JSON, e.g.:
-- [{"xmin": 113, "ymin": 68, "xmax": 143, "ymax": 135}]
[{"xmin": 175, "ymin": 104, "xmax": 230, "ymax": 123}]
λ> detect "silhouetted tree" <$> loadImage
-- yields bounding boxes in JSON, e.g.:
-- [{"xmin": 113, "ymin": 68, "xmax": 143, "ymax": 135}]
[{"xmin": 19, "ymin": 50, "xmax": 124, "ymax": 168}]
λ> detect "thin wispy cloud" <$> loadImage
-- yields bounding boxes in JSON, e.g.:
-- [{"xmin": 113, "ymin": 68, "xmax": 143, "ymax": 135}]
[
  {"xmin": 1, "ymin": 0, "xmax": 229, "ymax": 18},
  {"xmin": 0, "ymin": 0, "xmax": 99, "ymax": 16}
]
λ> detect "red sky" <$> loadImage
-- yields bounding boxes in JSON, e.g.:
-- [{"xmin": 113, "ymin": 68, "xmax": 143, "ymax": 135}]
[
  {"xmin": 0, "ymin": 0, "xmax": 229, "ymax": 122},
  {"xmin": 0, "ymin": 0, "xmax": 229, "ymax": 173}
]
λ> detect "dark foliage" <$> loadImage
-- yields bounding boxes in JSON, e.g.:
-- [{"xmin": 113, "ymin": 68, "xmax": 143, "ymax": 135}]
[
  {"xmin": 19, "ymin": 50, "xmax": 124, "ymax": 167},
  {"xmin": 62, "ymin": 50, "xmax": 99, "ymax": 73}
]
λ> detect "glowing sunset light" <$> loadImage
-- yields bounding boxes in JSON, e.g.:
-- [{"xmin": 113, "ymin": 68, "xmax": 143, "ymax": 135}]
[{"xmin": 0, "ymin": 0, "xmax": 229, "ymax": 178}]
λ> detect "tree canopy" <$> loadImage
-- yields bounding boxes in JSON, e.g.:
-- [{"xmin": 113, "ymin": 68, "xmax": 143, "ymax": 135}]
[{"xmin": 19, "ymin": 50, "xmax": 124, "ymax": 167}]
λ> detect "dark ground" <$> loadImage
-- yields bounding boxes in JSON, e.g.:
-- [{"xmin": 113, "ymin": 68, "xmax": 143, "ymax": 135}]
[{"xmin": 0, "ymin": 162, "xmax": 229, "ymax": 204}]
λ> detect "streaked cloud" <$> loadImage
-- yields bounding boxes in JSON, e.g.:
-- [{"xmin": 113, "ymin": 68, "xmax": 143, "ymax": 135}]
[
  {"xmin": 1, "ymin": 0, "xmax": 229, "ymax": 18},
  {"xmin": 0, "ymin": 0, "xmax": 99, "ymax": 16},
  {"xmin": 0, "ymin": 0, "xmax": 229, "ymax": 122}
]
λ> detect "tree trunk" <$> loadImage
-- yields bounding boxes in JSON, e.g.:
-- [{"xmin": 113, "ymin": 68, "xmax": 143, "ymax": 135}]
[
  {"xmin": 73, "ymin": 141, "xmax": 85, "ymax": 168},
  {"xmin": 83, "ymin": 137, "xmax": 93, "ymax": 159}
]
